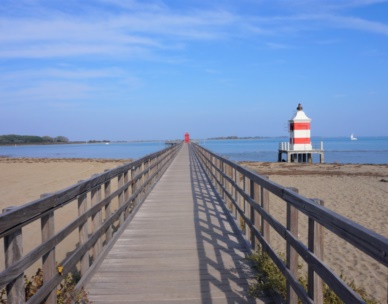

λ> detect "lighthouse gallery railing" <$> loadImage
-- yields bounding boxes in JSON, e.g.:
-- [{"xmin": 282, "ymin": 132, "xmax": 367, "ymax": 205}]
[{"xmin": 192, "ymin": 143, "xmax": 388, "ymax": 304}]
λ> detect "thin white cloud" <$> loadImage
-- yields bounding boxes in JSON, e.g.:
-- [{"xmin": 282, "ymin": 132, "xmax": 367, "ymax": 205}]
[
  {"xmin": 0, "ymin": 5, "xmax": 239, "ymax": 60},
  {"xmin": 96, "ymin": 0, "xmax": 166, "ymax": 12},
  {"xmin": 0, "ymin": 66, "xmax": 143, "ymax": 109},
  {"xmin": 327, "ymin": 15, "xmax": 388, "ymax": 35},
  {"xmin": 0, "ymin": 80, "xmax": 94, "ymax": 110},
  {"xmin": 0, "ymin": 42, "xmax": 150, "ymax": 59},
  {"xmin": 265, "ymin": 42, "xmax": 294, "ymax": 49},
  {"xmin": 1, "ymin": 67, "xmax": 128, "ymax": 81},
  {"xmin": 265, "ymin": 0, "xmax": 388, "ymax": 13},
  {"xmin": 205, "ymin": 69, "xmax": 221, "ymax": 74},
  {"xmin": 1, "ymin": 0, "xmax": 387, "ymax": 61},
  {"xmin": 316, "ymin": 39, "xmax": 341, "ymax": 45}
]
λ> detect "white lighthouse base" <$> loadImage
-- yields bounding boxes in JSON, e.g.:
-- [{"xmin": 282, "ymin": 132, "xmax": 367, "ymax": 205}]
[{"xmin": 278, "ymin": 141, "xmax": 325, "ymax": 163}]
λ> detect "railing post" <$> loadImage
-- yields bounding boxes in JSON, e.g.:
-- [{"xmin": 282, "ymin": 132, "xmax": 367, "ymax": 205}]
[
  {"xmin": 149, "ymin": 157, "xmax": 155, "ymax": 185},
  {"xmin": 261, "ymin": 178, "xmax": 270, "ymax": 245},
  {"xmin": 218, "ymin": 159, "xmax": 222, "ymax": 194},
  {"xmin": 233, "ymin": 169, "xmax": 241, "ymax": 224},
  {"xmin": 210, "ymin": 155, "xmax": 215, "ymax": 184},
  {"xmin": 77, "ymin": 181, "xmax": 89, "ymax": 277},
  {"xmin": 286, "ymin": 187, "xmax": 299, "ymax": 304},
  {"xmin": 145, "ymin": 160, "xmax": 149, "ymax": 188},
  {"xmin": 141, "ymin": 162, "xmax": 145, "ymax": 200},
  {"xmin": 40, "ymin": 193, "xmax": 57, "ymax": 304},
  {"xmin": 233, "ymin": 168, "xmax": 239, "ymax": 222},
  {"xmin": 243, "ymin": 176, "xmax": 249, "ymax": 238},
  {"xmin": 132, "ymin": 167, "xmax": 138, "ymax": 206},
  {"xmin": 249, "ymin": 179, "xmax": 255, "ymax": 248},
  {"xmin": 123, "ymin": 170, "xmax": 129, "ymax": 219},
  {"xmin": 220, "ymin": 161, "xmax": 225, "ymax": 201},
  {"xmin": 125, "ymin": 169, "xmax": 133, "ymax": 219},
  {"xmin": 237, "ymin": 172, "xmax": 246, "ymax": 233},
  {"xmin": 103, "ymin": 172, "xmax": 112, "ymax": 244},
  {"xmin": 213, "ymin": 156, "xmax": 217, "ymax": 186},
  {"xmin": 3, "ymin": 207, "xmax": 24, "ymax": 304},
  {"xmin": 215, "ymin": 158, "xmax": 220, "ymax": 193},
  {"xmin": 156, "ymin": 155, "xmax": 159, "ymax": 177},
  {"xmin": 91, "ymin": 175, "xmax": 102, "ymax": 261},
  {"xmin": 118, "ymin": 173, "xmax": 124, "ymax": 227},
  {"xmin": 308, "ymin": 199, "xmax": 325, "ymax": 304},
  {"xmin": 226, "ymin": 164, "xmax": 233, "ymax": 212},
  {"xmin": 253, "ymin": 182, "xmax": 261, "ymax": 250}
]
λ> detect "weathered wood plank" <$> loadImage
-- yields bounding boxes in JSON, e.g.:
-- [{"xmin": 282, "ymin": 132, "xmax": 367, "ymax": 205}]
[{"xmin": 86, "ymin": 144, "xmax": 271, "ymax": 304}]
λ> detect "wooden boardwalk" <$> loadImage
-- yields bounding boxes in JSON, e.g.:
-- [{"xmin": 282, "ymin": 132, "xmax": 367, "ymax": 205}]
[{"xmin": 86, "ymin": 144, "xmax": 274, "ymax": 304}]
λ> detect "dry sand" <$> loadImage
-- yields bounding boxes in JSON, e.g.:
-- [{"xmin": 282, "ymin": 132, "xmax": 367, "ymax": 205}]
[
  {"xmin": 240, "ymin": 161, "xmax": 388, "ymax": 303},
  {"xmin": 0, "ymin": 158, "xmax": 387, "ymax": 302},
  {"xmin": 0, "ymin": 157, "xmax": 130, "ymax": 208},
  {"xmin": 0, "ymin": 157, "xmax": 130, "ymax": 283}
]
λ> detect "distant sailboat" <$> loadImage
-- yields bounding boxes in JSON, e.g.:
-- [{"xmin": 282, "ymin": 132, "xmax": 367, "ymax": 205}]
[{"xmin": 350, "ymin": 133, "xmax": 357, "ymax": 141}]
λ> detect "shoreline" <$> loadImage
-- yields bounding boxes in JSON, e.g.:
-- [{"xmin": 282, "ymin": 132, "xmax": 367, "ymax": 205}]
[
  {"xmin": 0, "ymin": 156, "xmax": 132, "ymax": 163},
  {"xmin": 1, "ymin": 155, "xmax": 386, "ymax": 165},
  {"xmin": 239, "ymin": 161, "xmax": 388, "ymax": 177}
]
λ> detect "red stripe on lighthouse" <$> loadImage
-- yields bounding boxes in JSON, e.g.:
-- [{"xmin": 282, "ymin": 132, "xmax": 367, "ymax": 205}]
[
  {"xmin": 293, "ymin": 137, "xmax": 311, "ymax": 144},
  {"xmin": 292, "ymin": 122, "xmax": 310, "ymax": 130}
]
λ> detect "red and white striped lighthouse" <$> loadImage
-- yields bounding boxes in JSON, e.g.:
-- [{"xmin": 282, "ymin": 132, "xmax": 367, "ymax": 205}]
[{"xmin": 289, "ymin": 103, "xmax": 312, "ymax": 151}]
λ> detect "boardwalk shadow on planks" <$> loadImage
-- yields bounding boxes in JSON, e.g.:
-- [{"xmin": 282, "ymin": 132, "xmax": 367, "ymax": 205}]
[
  {"xmin": 86, "ymin": 145, "xmax": 273, "ymax": 304},
  {"xmin": 188, "ymin": 148, "xmax": 269, "ymax": 304}
]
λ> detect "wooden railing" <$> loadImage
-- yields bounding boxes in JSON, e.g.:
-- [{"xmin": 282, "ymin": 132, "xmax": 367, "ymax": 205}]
[
  {"xmin": 0, "ymin": 142, "xmax": 182, "ymax": 304},
  {"xmin": 192, "ymin": 143, "xmax": 388, "ymax": 304}
]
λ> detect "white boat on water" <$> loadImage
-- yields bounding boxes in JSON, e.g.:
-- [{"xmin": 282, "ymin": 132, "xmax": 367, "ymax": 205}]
[{"xmin": 350, "ymin": 133, "xmax": 357, "ymax": 140}]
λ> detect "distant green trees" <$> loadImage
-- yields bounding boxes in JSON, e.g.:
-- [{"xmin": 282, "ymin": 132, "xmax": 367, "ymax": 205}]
[
  {"xmin": 208, "ymin": 136, "xmax": 268, "ymax": 140},
  {"xmin": 0, "ymin": 134, "xmax": 69, "ymax": 145}
]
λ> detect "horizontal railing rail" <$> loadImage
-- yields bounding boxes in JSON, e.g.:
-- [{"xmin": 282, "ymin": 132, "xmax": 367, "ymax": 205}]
[
  {"xmin": 0, "ymin": 142, "xmax": 182, "ymax": 304},
  {"xmin": 279, "ymin": 141, "xmax": 324, "ymax": 151},
  {"xmin": 192, "ymin": 143, "xmax": 388, "ymax": 304}
]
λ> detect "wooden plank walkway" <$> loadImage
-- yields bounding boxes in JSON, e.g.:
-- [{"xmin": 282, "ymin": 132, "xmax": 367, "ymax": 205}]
[{"xmin": 86, "ymin": 144, "xmax": 274, "ymax": 304}]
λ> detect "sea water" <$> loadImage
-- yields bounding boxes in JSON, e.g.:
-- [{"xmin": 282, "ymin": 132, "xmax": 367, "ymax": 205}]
[
  {"xmin": 201, "ymin": 137, "xmax": 388, "ymax": 164},
  {"xmin": 0, "ymin": 141, "xmax": 166, "ymax": 160},
  {"xmin": 0, "ymin": 137, "xmax": 387, "ymax": 164}
]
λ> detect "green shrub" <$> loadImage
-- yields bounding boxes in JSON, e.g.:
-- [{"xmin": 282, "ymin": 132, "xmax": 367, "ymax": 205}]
[
  {"xmin": 0, "ymin": 268, "xmax": 90, "ymax": 303},
  {"xmin": 248, "ymin": 250, "xmax": 287, "ymax": 299},
  {"xmin": 248, "ymin": 250, "xmax": 379, "ymax": 304}
]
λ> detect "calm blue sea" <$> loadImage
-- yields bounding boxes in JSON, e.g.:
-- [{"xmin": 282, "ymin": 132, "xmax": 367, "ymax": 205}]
[
  {"xmin": 0, "ymin": 141, "xmax": 167, "ymax": 160},
  {"xmin": 200, "ymin": 137, "xmax": 388, "ymax": 164},
  {"xmin": 0, "ymin": 137, "xmax": 387, "ymax": 164}
]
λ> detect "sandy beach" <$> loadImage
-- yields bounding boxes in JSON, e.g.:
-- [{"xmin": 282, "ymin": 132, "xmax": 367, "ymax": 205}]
[
  {"xmin": 0, "ymin": 157, "xmax": 130, "ymax": 283},
  {"xmin": 0, "ymin": 157, "xmax": 130, "ymax": 208},
  {"xmin": 0, "ymin": 158, "xmax": 387, "ymax": 302},
  {"xmin": 240, "ymin": 161, "xmax": 388, "ymax": 303}
]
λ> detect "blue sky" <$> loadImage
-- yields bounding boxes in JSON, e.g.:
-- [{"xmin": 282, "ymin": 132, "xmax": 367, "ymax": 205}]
[{"xmin": 1, "ymin": 0, "xmax": 387, "ymax": 141}]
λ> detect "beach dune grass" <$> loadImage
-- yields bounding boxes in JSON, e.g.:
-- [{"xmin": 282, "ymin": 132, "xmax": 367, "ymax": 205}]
[{"xmin": 247, "ymin": 249, "xmax": 379, "ymax": 304}]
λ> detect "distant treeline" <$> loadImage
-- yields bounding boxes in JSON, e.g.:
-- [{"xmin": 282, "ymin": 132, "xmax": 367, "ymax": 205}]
[
  {"xmin": 0, "ymin": 134, "xmax": 69, "ymax": 145},
  {"xmin": 208, "ymin": 136, "xmax": 269, "ymax": 140}
]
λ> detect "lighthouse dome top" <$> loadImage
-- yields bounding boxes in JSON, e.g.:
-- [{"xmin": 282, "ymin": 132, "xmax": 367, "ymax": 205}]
[{"xmin": 290, "ymin": 103, "xmax": 311, "ymax": 122}]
